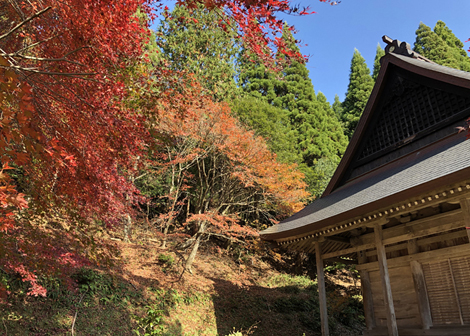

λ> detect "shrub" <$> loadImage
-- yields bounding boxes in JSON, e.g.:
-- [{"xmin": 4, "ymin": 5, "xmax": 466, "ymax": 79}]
[
  {"xmin": 158, "ymin": 254, "xmax": 175, "ymax": 267},
  {"xmin": 262, "ymin": 273, "xmax": 316, "ymax": 290}
]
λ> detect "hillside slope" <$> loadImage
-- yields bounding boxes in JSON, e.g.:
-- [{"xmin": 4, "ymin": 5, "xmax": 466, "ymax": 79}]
[{"xmin": 1, "ymin": 237, "xmax": 365, "ymax": 336}]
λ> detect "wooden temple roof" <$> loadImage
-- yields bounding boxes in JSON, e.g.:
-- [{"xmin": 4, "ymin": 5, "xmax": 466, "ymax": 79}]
[{"xmin": 260, "ymin": 39, "xmax": 470, "ymax": 243}]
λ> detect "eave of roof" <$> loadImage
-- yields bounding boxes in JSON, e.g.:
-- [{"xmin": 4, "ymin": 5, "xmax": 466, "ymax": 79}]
[{"xmin": 260, "ymin": 131, "xmax": 470, "ymax": 241}]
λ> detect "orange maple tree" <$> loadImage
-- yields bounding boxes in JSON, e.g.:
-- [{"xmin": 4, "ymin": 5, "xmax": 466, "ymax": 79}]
[{"xmin": 144, "ymin": 93, "xmax": 308, "ymax": 271}]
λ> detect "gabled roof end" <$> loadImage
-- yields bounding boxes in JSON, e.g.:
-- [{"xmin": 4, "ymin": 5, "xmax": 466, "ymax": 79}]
[{"xmin": 382, "ymin": 35, "xmax": 434, "ymax": 63}]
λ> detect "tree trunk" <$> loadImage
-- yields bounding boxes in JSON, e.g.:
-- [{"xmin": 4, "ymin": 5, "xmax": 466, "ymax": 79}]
[
  {"xmin": 162, "ymin": 161, "xmax": 183, "ymax": 249},
  {"xmin": 124, "ymin": 214, "xmax": 131, "ymax": 243},
  {"xmin": 161, "ymin": 217, "xmax": 172, "ymax": 249},
  {"xmin": 123, "ymin": 158, "xmax": 138, "ymax": 243},
  {"xmin": 185, "ymin": 221, "xmax": 206, "ymax": 273}
]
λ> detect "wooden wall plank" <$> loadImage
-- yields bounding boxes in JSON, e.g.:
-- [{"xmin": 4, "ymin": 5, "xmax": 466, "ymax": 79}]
[
  {"xmin": 410, "ymin": 260, "xmax": 432, "ymax": 329},
  {"xmin": 357, "ymin": 244, "xmax": 470, "ymax": 271},
  {"xmin": 449, "ymin": 257, "xmax": 470, "ymax": 324},
  {"xmin": 458, "ymin": 198, "xmax": 470, "ymax": 244},
  {"xmin": 422, "ymin": 260, "xmax": 461, "ymax": 326},
  {"xmin": 369, "ymin": 264, "xmax": 420, "ymax": 330},
  {"xmin": 359, "ymin": 251, "xmax": 376, "ymax": 330}
]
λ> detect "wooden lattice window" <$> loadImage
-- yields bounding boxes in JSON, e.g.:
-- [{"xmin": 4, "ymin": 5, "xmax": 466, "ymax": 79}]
[
  {"xmin": 358, "ymin": 85, "xmax": 470, "ymax": 161},
  {"xmin": 422, "ymin": 257, "xmax": 470, "ymax": 326}
]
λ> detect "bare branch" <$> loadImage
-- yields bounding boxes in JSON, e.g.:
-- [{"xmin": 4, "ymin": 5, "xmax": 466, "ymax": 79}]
[
  {"xmin": 2, "ymin": 65, "xmax": 97, "ymax": 78},
  {"xmin": 207, "ymin": 233, "xmax": 247, "ymax": 245},
  {"xmin": 4, "ymin": 46, "xmax": 90, "ymax": 67},
  {"xmin": 0, "ymin": 6, "xmax": 52, "ymax": 41}
]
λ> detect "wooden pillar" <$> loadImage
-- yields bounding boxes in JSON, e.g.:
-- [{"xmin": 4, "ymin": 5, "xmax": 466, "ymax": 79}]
[
  {"xmin": 459, "ymin": 198, "xmax": 470, "ymax": 242},
  {"xmin": 315, "ymin": 241, "xmax": 329, "ymax": 336},
  {"xmin": 358, "ymin": 250, "xmax": 376, "ymax": 330},
  {"xmin": 374, "ymin": 222, "xmax": 398, "ymax": 336},
  {"xmin": 407, "ymin": 239, "xmax": 432, "ymax": 329}
]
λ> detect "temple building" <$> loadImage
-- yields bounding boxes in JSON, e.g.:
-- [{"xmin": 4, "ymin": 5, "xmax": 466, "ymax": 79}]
[{"xmin": 260, "ymin": 37, "xmax": 470, "ymax": 336}]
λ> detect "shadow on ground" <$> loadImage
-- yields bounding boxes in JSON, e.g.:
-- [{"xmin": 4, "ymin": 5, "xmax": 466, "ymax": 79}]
[
  {"xmin": 211, "ymin": 276, "xmax": 365, "ymax": 336},
  {"xmin": 211, "ymin": 277, "xmax": 323, "ymax": 336}
]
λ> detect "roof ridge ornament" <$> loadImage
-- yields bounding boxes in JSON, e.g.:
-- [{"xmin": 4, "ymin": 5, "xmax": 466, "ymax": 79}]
[{"xmin": 382, "ymin": 35, "xmax": 435, "ymax": 63}]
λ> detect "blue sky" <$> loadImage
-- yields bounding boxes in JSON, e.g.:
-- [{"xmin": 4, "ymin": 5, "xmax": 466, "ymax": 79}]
[
  {"xmin": 279, "ymin": 0, "xmax": 470, "ymax": 103},
  {"xmin": 152, "ymin": 0, "xmax": 470, "ymax": 104}
]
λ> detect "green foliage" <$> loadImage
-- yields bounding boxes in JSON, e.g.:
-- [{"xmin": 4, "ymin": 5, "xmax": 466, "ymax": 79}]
[
  {"xmin": 156, "ymin": 5, "xmax": 240, "ymax": 101},
  {"xmin": 276, "ymin": 28, "xmax": 346, "ymax": 167},
  {"xmin": 413, "ymin": 21, "xmax": 470, "ymax": 72},
  {"xmin": 72, "ymin": 268, "xmax": 110, "ymax": 295},
  {"xmin": 134, "ymin": 306, "xmax": 166, "ymax": 336},
  {"xmin": 238, "ymin": 49, "xmax": 278, "ymax": 102},
  {"xmin": 324, "ymin": 262, "xmax": 357, "ymax": 275},
  {"xmin": 372, "ymin": 44, "xmax": 385, "ymax": 81},
  {"xmin": 134, "ymin": 288, "xmax": 197, "ymax": 336},
  {"xmin": 433, "ymin": 21, "xmax": 470, "ymax": 71},
  {"xmin": 332, "ymin": 94, "xmax": 343, "ymax": 118},
  {"xmin": 262, "ymin": 273, "xmax": 316, "ymax": 289},
  {"xmin": 271, "ymin": 27, "xmax": 316, "ymax": 113},
  {"xmin": 135, "ymin": 8, "xmax": 161, "ymax": 65},
  {"xmin": 225, "ymin": 331, "xmax": 244, "ymax": 336},
  {"xmin": 1, "ymin": 267, "xmax": 147, "ymax": 335},
  {"xmin": 0, "ymin": 269, "xmax": 30, "ymax": 297},
  {"xmin": 224, "ymin": 324, "xmax": 257, "ymax": 336},
  {"xmin": 308, "ymin": 156, "xmax": 340, "ymax": 198},
  {"xmin": 231, "ymin": 96, "xmax": 300, "ymax": 164},
  {"xmin": 274, "ymin": 295, "xmax": 318, "ymax": 313},
  {"xmin": 434, "ymin": 20, "xmax": 466, "ymax": 55},
  {"xmin": 413, "ymin": 22, "xmax": 455, "ymax": 67},
  {"xmin": 341, "ymin": 49, "xmax": 374, "ymax": 139},
  {"xmin": 158, "ymin": 253, "xmax": 175, "ymax": 267},
  {"xmin": 239, "ymin": 26, "xmax": 346, "ymax": 198},
  {"xmin": 71, "ymin": 268, "xmax": 139, "ymax": 305},
  {"xmin": 329, "ymin": 294, "xmax": 364, "ymax": 328}
]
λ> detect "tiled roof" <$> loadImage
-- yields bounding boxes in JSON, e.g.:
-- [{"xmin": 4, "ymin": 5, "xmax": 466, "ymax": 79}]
[
  {"xmin": 260, "ymin": 132, "xmax": 470, "ymax": 240},
  {"xmin": 391, "ymin": 53, "xmax": 470, "ymax": 83}
]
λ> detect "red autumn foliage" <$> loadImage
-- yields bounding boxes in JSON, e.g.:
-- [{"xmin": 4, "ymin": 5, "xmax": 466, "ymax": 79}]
[
  {"xmin": 0, "ymin": 0, "xmax": 320, "ymax": 294},
  {"xmin": 1, "ymin": 0, "xmax": 157, "ymax": 296}
]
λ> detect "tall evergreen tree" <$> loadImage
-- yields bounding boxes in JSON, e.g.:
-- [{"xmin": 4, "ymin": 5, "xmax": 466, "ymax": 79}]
[
  {"xmin": 308, "ymin": 92, "xmax": 348, "ymax": 197},
  {"xmin": 238, "ymin": 25, "xmax": 347, "ymax": 197},
  {"xmin": 341, "ymin": 49, "xmax": 374, "ymax": 139},
  {"xmin": 156, "ymin": 5, "xmax": 240, "ymax": 101},
  {"xmin": 273, "ymin": 26, "xmax": 347, "ymax": 166},
  {"xmin": 271, "ymin": 26, "xmax": 317, "ymax": 114},
  {"xmin": 231, "ymin": 97, "xmax": 300, "ymax": 164},
  {"xmin": 332, "ymin": 94, "xmax": 343, "ymax": 118},
  {"xmin": 413, "ymin": 22, "xmax": 456, "ymax": 69},
  {"xmin": 433, "ymin": 21, "xmax": 470, "ymax": 71},
  {"xmin": 434, "ymin": 21, "xmax": 466, "ymax": 56},
  {"xmin": 372, "ymin": 44, "xmax": 385, "ymax": 81},
  {"xmin": 238, "ymin": 49, "xmax": 278, "ymax": 102}
]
